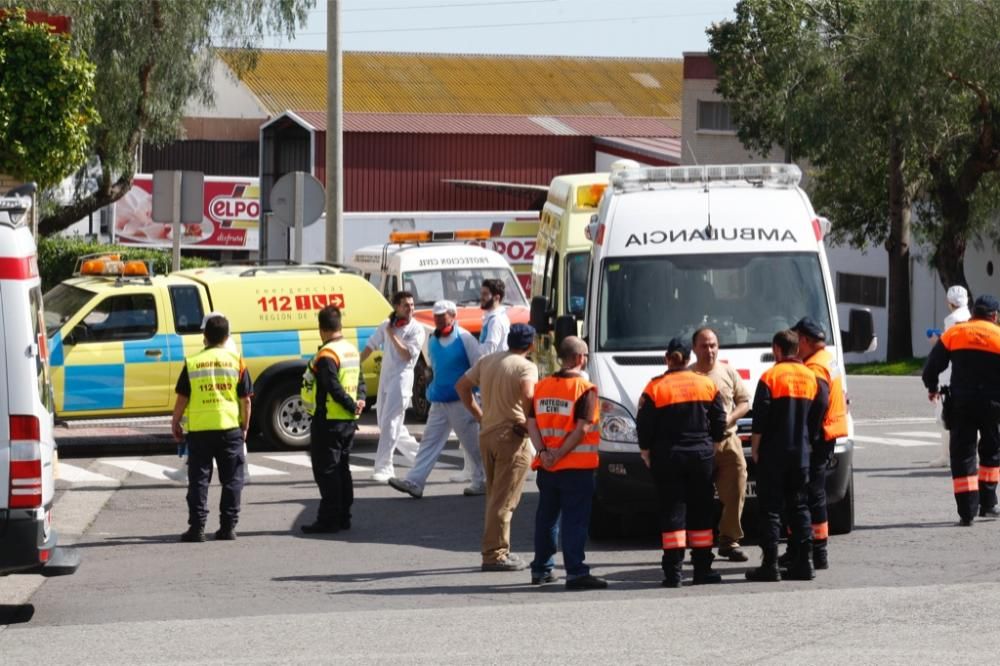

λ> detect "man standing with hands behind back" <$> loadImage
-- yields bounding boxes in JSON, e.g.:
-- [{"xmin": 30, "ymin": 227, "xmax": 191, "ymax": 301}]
[
  {"xmin": 171, "ymin": 314, "xmax": 252, "ymax": 542},
  {"xmin": 301, "ymin": 305, "xmax": 366, "ymax": 534},
  {"xmin": 690, "ymin": 327, "xmax": 751, "ymax": 563}
]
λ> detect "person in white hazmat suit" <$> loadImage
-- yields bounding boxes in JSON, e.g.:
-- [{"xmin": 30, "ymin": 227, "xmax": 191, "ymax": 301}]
[
  {"xmin": 928, "ymin": 285, "xmax": 972, "ymax": 467},
  {"xmin": 388, "ymin": 300, "xmax": 486, "ymax": 498},
  {"xmin": 361, "ymin": 291, "xmax": 426, "ymax": 482}
]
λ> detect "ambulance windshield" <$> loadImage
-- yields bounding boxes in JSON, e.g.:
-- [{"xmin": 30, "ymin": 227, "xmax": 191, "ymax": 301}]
[
  {"xmin": 43, "ymin": 283, "xmax": 95, "ymax": 336},
  {"xmin": 598, "ymin": 252, "xmax": 833, "ymax": 351},
  {"xmin": 402, "ymin": 268, "xmax": 526, "ymax": 308}
]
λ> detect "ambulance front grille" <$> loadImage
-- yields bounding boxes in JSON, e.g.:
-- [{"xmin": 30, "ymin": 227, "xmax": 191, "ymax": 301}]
[{"xmin": 612, "ymin": 356, "xmax": 665, "ymax": 366}]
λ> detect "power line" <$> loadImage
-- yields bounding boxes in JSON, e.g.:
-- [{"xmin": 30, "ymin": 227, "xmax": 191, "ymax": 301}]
[{"xmin": 268, "ymin": 11, "xmax": 727, "ymax": 37}]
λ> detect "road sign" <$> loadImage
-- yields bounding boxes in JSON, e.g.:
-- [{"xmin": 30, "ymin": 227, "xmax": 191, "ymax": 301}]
[
  {"xmin": 152, "ymin": 170, "xmax": 204, "ymax": 270},
  {"xmin": 270, "ymin": 172, "xmax": 325, "ymax": 263}
]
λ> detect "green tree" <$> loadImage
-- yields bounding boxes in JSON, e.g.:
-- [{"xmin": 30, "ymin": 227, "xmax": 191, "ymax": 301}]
[
  {"xmin": 0, "ymin": 9, "xmax": 97, "ymax": 188},
  {"xmin": 3, "ymin": 0, "xmax": 314, "ymax": 235},
  {"xmin": 709, "ymin": 0, "xmax": 1000, "ymax": 360}
]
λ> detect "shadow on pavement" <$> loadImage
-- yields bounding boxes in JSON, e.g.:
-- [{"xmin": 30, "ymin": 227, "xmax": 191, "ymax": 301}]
[
  {"xmin": 0, "ymin": 604, "xmax": 35, "ymax": 625},
  {"xmin": 852, "ymin": 520, "xmax": 957, "ymax": 531}
]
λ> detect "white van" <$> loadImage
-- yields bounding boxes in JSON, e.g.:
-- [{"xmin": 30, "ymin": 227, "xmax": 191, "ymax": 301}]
[
  {"xmin": 559, "ymin": 164, "xmax": 874, "ymax": 536},
  {"xmin": 0, "ymin": 191, "xmax": 78, "ymax": 576}
]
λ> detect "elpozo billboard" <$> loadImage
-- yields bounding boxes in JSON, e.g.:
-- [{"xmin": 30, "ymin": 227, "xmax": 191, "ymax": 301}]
[{"xmin": 114, "ymin": 174, "xmax": 259, "ymax": 250}]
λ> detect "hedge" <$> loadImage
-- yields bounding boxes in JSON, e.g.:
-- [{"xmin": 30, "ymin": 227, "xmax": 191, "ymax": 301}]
[{"xmin": 37, "ymin": 236, "xmax": 214, "ymax": 292}]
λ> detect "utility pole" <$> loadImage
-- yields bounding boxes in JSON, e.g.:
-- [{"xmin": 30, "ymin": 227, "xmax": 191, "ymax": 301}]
[{"xmin": 325, "ymin": 0, "xmax": 344, "ymax": 264}]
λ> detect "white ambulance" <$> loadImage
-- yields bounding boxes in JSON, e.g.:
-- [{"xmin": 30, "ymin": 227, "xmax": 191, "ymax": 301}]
[
  {"xmin": 566, "ymin": 164, "xmax": 875, "ymax": 537},
  {"xmin": 348, "ymin": 230, "xmax": 530, "ymax": 419},
  {"xmin": 0, "ymin": 192, "xmax": 79, "ymax": 577}
]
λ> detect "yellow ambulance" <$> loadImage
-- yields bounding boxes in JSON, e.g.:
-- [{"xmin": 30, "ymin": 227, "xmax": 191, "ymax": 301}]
[
  {"xmin": 43, "ymin": 257, "xmax": 389, "ymax": 447},
  {"xmin": 528, "ymin": 171, "xmax": 615, "ymax": 376}
]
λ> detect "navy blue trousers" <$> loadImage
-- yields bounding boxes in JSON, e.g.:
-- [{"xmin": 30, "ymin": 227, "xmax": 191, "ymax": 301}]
[
  {"xmin": 186, "ymin": 428, "xmax": 245, "ymax": 528},
  {"xmin": 531, "ymin": 468, "xmax": 595, "ymax": 580}
]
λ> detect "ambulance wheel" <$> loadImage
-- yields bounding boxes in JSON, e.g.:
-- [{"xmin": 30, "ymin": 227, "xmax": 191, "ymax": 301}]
[
  {"xmin": 263, "ymin": 378, "xmax": 312, "ymax": 449},
  {"xmin": 407, "ymin": 357, "xmax": 431, "ymax": 423},
  {"xmin": 829, "ymin": 477, "xmax": 855, "ymax": 535}
]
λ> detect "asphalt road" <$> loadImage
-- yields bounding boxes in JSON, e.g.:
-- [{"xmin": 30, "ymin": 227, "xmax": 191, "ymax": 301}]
[{"xmin": 5, "ymin": 374, "xmax": 1000, "ymax": 663}]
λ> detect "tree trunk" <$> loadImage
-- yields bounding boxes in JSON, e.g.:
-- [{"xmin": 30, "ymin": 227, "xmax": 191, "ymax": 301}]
[
  {"xmin": 38, "ymin": 173, "xmax": 133, "ymax": 236},
  {"xmin": 932, "ymin": 225, "xmax": 969, "ymax": 295},
  {"xmin": 884, "ymin": 133, "xmax": 913, "ymax": 361}
]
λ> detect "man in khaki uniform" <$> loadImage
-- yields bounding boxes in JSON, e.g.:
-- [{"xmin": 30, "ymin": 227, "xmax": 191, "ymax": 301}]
[
  {"xmin": 691, "ymin": 327, "xmax": 751, "ymax": 562},
  {"xmin": 457, "ymin": 323, "xmax": 538, "ymax": 572}
]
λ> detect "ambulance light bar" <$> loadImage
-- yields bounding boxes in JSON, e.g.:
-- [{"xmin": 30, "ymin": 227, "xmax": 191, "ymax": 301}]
[
  {"xmin": 576, "ymin": 183, "xmax": 608, "ymax": 209},
  {"xmin": 611, "ymin": 163, "xmax": 802, "ymax": 191},
  {"xmin": 0, "ymin": 195, "xmax": 31, "ymax": 227},
  {"xmin": 74, "ymin": 254, "xmax": 151, "ymax": 277},
  {"xmin": 389, "ymin": 229, "xmax": 491, "ymax": 244}
]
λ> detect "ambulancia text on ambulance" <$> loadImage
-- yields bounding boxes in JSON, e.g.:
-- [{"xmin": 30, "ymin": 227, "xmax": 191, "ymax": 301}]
[
  {"xmin": 43, "ymin": 258, "xmax": 389, "ymax": 448},
  {"xmin": 574, "ymin": 164, "xmax": 875, "ymax": 537},
  {"xmin": 347, "ymin": 229, "xmax": 530, "ymax": 419},
  {"xmin": 0, "ymin": 191, "xmax": 78, "ymax": 577}
]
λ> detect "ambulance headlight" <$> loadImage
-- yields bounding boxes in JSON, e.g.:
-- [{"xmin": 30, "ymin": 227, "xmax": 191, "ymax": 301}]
[{"xmin": 599, "ymin": 398, "xmax": 638, "ymax": 443}]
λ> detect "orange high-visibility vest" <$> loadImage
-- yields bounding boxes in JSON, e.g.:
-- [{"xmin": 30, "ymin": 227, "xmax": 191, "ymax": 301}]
[
  {"xmin": 805, "ymin": 348, "xmax": 848, "ymax": 441},
  {"xmin": 531, "ymin": 374, "xmax": 599, "ymax": 471},
  {"xmin": 942, "ymin": 319, "xmax": 1000, "ymax": 354}
]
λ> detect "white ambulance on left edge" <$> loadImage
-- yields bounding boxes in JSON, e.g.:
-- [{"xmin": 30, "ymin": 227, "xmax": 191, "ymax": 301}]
[{"xmin": 0, "ymin": 189, "xmax": 79, "ymax": 577}]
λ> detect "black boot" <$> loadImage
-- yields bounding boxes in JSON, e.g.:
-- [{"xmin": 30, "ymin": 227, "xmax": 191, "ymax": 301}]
[
  {"xmin": 745, "ymin": 547, "xmax": 781, "ymax": 582},
  {"xmin": 812, "ymin": 539, "xmax": 829, "ymax": 570},
  {"xmin": 784, "ymin": 540, "xmax": 816, "ymax": 581},
  {"xmin": 661, "ymin": 549, "xmax": 684, "ymax": 588},
  {"xmin": 777, "ymin": 539, "xmax": 797, "ymax": 568},
  {"xmin": 691, "ymin": 548, "xmax": 722, "ymax": 585}
]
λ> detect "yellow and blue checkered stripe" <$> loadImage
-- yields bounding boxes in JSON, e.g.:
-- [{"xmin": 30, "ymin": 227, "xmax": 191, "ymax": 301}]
[{"xmin": 48, "ymin": 327, "xmax": 378, "ymax": 413}]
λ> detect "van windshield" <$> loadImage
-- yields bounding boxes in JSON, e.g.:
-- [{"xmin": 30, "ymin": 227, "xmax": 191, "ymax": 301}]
[
  {"xmin": 598, "ymin": 252, "xmax": 833, "ymax": 351},
  {"xmin": 43, "ymin": 283, "xmax": 95, "ymax": 337},
  {"xmin": 402, "ymin": 268, "xmax": 527, "ymax": 308}
]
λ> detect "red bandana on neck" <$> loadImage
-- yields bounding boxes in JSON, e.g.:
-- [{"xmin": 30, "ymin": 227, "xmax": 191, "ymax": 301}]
[{"xmin": 436, "ymin": 324, "xmax": 454, "ymax": 338}]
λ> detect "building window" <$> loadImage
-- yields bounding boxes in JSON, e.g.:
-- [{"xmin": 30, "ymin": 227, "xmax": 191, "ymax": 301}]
[
  {"xmin": 697, "ymin": 101, "xmax": 737, "ymax": 132},
  {"xmin": 837, "ymin": 272, "xmax": 887, "ymax": 308}
]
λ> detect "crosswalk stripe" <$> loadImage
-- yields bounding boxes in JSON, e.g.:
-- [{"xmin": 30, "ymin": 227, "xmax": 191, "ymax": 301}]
[
  {"xmin": 265, "ymin": 453, "xmax": 370, "ymax": 474},
  {"xmin": 55, "ymin": 462, "xmax": 117, "ymax": 484},
  {"xmin": 101, "ymin": 459, "xmax": 177, "ymax": 480},
  {"xmin": 887, "ymin": 431, "xmax": 941, "ymax": 439},
  {"xmin": 246, "ymin": 464, "xmax": 287, "ymax": 477},
  {"xmin": 853, "ymin": 435, "xmax": 937, "ymax": 448}
]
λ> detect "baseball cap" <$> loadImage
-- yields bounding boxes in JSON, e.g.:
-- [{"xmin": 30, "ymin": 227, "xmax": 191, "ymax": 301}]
[
  {"xmin": 432, "ymin": 300, "xmax": 457, "ymax": 315},
  {"xmin": 973, "ymin": 294, "xmax": 999, "ymax": 315},
  {"xmin": 666, "ymin": 336, "xmax": 691, "ymax": 357},
  {"xmin": 201, "ymin": 311, "xmax": 226, "ymax": 330},
  {"xmin": 946, "ymin": 285, "xmax": 969, "ymax": 308},
  {"xmin": 791, "ymin": 317, "xmax": 826, "ymax": 341},
  {"xmin": 507, "ymin": 323, "xmax": 536, "ymax": 350}
]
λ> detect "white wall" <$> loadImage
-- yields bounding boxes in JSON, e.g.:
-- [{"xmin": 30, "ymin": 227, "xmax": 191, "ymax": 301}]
[{"xmin": 184, "ymin": 59, "xmax": 268, "ymax": 120}]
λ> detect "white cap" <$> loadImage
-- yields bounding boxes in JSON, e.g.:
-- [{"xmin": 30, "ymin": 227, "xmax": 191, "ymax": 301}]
[
  {"xmin": 432, "ymin": 300, "xmax": 457, "ymax": 315},
  {"xmin": 946, "ymin": 286, "xmax": 968, "ymax": 307},
  {"xmin": 201, "ymin": 311, "xmax": 226, "ymax": 329}
]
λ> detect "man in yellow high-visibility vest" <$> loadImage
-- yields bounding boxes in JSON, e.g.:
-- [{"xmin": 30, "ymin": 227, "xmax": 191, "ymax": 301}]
[
  {"xmin": 301, "ymin": 305, "xmax": 366, "ymax": 534},
  {"xmin": 171, "ymin": 315, "xmax": 253, "ymax": 542}
]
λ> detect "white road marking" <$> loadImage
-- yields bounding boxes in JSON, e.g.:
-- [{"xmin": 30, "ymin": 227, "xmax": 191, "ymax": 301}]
[
  {"xmin": 265, "ymin": 452, "xmax": 371, "ymax": 474},
  {"xmin": 852, "ymin": 417, "xmax": 936, "ymax": 426},
  {"xmin": 246, "ymin": 464, "xmax": 288, "ymax": 477},
  {"xmin": 887, "ymin": 431, "xmax": 942, "ymax": 439},
  {"xmin": 100, "ymin": 459, "xmax": 178, "ymax": 480},
  {"xmin": 54, "ymin": 462, "xmax": 117, "ymax": 484},
  {"xmin": 853, "ymin": 435, "xmax": 937, "ymax": 448}
]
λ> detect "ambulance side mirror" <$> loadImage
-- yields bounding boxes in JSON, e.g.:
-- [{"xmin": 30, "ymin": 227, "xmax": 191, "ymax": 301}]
[
  {"xmin": 530, "ymin": 295, "xmax": 552, "ymax": 334},
  {"xmin": 65, "ymin": 323, "xmax": 89, "ymax": 345},
  {"xmin": 554, "ymin": 315, "xmax": 577, "ymax": 348},
  {"xmin": 841, "ymin": 308, "xmax": 876, "ymax": 353}
]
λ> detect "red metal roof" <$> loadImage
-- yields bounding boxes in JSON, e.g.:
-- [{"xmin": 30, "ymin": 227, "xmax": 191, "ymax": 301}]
[
  {"xmin": 276, "ymin": 111, "xmax": 679, "ymax": 137},
  {"xmin": 594, "ymin": 135, "xmax": 683, "ymax": 164}
]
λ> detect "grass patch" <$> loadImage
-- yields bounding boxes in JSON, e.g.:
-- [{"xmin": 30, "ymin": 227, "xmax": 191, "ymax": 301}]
[{"xmin": 846, "ymin": 357, "xmax": 925, "ymax": 376}]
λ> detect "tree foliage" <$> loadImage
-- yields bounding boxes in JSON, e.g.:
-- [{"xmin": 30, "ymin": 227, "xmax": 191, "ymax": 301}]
[
  {"xmin": 0, "ymin": 9, "xmax": 97, "ymax": 188},
  {"xmin": 709, "ymin": 0, "xmax": 1000, "ymax": 360},
  {"xmin": 1, "ymin": 0, "xmax": 314, "ymax": 235}
]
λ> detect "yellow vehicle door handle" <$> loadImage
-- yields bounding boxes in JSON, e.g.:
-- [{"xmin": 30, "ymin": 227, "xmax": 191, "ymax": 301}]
[{"xmin": 144, "ymin": 349, "xmax": 163, "ymax": 357}]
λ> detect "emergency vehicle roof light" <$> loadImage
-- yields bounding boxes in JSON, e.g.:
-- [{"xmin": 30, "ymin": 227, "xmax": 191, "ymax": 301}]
[
  {"xmin": 389, "ymin": 229, "xmax": 491, "ymax": 244},
  {"xmin": 611, "ymin": 163, "xmax": 802, "ymax": 191},
  {"xmin": 0, "ymin": 195, "xmax": 32, "ymax": 227},
  {"xmin": 74, "ymin": 253, "xmax": 152, "ymax": 278}
]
